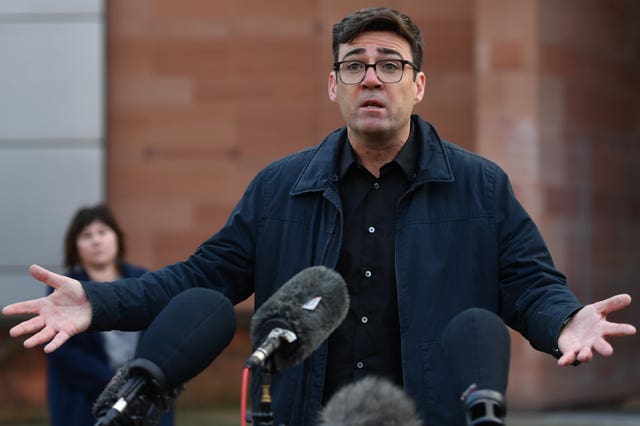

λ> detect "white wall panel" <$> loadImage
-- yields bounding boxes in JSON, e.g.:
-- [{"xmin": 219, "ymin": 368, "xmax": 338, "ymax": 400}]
[
  {"xmin": 0, "ymin": 22, "xmax": 103, "ymax": 140},
  {"xmin": 0, "ymin": 1, "xmax": 104, "ymax": 312},
  {"xmin": 0, "ymin": 147, "xmax": 104, "ymax": 266},
  {"xmin": 0, "ymin": 0, "xmax": 102, "ymax": 15}
]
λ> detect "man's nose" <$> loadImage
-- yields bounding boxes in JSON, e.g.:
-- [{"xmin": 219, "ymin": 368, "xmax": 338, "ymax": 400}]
[{"xmin": 361, "ymin": 65, "xmax": 382, "ymax": 87}]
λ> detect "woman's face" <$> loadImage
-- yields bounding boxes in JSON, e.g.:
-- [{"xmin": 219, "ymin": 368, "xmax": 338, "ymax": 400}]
[{"xmin": 76, "ymin": 220, "xmax": 119, "ymax": 269}]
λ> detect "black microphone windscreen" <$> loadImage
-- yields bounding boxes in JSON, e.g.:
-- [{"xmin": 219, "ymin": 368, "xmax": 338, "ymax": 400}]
[
  {"xmin": 250, "ymin": 266, "xmax": 349, "ymax": 370},
  {"xmin": 93, "ymin": 361, "xmax": 133, "ymax": 416},
  {"xmin": 318, "ymin": 376, "xmax": 422, "ymax": 426},
  {"xmin": 135, "ymin": 287, "xmax": 236, "ymax": 388},
  {"xmin": 442, "ymin": 308, "xmax": 510, "ymax": 396}
]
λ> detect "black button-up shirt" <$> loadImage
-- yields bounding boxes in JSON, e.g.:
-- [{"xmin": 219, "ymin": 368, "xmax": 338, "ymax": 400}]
[{"xmin": 323, "ymin": 125, "xmax": 418, "ymax": 402}]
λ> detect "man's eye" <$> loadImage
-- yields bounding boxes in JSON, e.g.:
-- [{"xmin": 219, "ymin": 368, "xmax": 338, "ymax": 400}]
[
  {"xmin": 344, "ymin": 62, "xmax": 365, "ymax": 72},
  {"xmin": 380, "ymin": 61, "xmax": 401, "ymax": 71}
]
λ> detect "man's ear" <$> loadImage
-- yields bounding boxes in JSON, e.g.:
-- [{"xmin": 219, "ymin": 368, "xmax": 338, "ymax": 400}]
[
  {"xmin": 328, "ymin": 71, "xmax": 337, "ymax": 102},
  {"xmin": 414, "ymin": 71, "xmax": 426, "ymax": 104}
]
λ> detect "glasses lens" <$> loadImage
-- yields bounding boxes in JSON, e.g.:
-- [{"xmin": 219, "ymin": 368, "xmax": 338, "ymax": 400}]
[
  {"xmin": 375, "ymin": 60, "xmax": 403, "ymax": 83},
  {"xmin": 338, "ymin": 62, "xmax": 365, "ymax": 84},
  {"xmin": 337, "ymin": 60, "xmax": 405, "ymax": 84}
]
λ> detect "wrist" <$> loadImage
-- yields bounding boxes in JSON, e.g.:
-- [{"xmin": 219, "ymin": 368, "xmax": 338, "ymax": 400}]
[{"xmin": 552, "ymin": 308, "xmax": 582, "ymax": 366}]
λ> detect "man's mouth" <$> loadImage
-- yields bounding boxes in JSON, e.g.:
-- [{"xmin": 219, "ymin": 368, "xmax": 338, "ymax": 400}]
[{"xmin": 360, "ymin": 99, "xmax": 386, "ymax": 109}]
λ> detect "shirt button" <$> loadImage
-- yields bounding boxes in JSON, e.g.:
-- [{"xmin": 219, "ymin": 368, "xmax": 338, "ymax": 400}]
[
  {"xmin": 356, "ymin": 362, "xmax": 364, "ymax": 369},
  {"xmin": 361, "ymin": 316, "xmax": 368, "ymax": 324},
  {"xmin": 364, "ymin": 270, "xmax": 372, "ymax": 278},
  {"xmin": 373, "ymin": 182, "xmax": 380, "ymax": 189},
  {"xmin": 368, "ymin": 226, "xmax": 375, "ymax": 234}
]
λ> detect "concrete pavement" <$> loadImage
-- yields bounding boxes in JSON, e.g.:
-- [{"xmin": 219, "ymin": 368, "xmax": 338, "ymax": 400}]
[{"xmin": 509, "ymin": 411, "xmax": 640, "ymax": 426}]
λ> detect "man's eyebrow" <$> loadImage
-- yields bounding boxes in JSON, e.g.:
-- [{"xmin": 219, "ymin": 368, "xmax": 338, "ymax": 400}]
[
  {"xmin": 341, "ymin": 47, "xmax": 366, "ymax": 60},
  {"xmin": 377, "ymin": 47, "xmax": 403, "ymax": 57},
  {"xmin": 341, "ymin": 47, "xmax": 404, "ymax": 61}
]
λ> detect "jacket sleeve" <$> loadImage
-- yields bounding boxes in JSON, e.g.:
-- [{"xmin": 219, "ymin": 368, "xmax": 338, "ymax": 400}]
[
  {"xmin": 494, "ymin": 168, "xmax": 583, "ymax": 355},
  {"xmin": 84, "ymin": 173, "xmax": 264, "ymax": 331}
]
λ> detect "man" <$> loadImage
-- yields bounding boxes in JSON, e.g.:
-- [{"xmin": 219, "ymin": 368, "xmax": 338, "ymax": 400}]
[{"xmin": 3, "ymin": 7, "xmax": 635, "ymax": 425}]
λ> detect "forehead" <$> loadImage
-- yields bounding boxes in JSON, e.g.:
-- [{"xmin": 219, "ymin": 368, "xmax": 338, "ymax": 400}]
[
  {"xmin": 337, "ymin": 31, "xmax": 412, "ymax": 60},
  {"xmin": 81, "ymin": 220, "xmax": 109, "ymax": 232}
]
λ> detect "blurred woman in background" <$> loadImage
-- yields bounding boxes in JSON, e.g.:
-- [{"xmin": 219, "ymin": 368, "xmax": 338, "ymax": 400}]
[{"xmin": 46, "ymin": 204, "xmax": 174, "ymax": 426}]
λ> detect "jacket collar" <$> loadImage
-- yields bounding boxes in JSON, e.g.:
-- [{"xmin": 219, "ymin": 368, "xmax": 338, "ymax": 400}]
[{"xmin": 290, "ymin": 115, "xmax": 454, "ymax": 195}]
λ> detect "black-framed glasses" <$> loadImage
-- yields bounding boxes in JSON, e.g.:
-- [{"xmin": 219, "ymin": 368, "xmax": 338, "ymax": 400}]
[{"xmin": 333, "ymin": 59, "xmax": 418, "ymax": 84}]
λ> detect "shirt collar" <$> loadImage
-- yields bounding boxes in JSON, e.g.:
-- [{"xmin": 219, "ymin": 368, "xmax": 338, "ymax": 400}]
[{"xmin": 338, "ymin": 122, "xmax": 418, "ymax": 180}]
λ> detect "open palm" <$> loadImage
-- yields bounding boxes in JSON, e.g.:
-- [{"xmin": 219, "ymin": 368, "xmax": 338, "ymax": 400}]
[
  {"xmin": 557, "ymin": 294, "xmax": 636, "ymax": 366},
  {"xmin": 2, "ymin": 264, "xmax": 92, "ymax": 353}
]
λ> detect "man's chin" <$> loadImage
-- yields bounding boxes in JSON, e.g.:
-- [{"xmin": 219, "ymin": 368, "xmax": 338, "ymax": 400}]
[{"xmin": 350, "ymin": 117, "xmax": 391, "ymax": 133}]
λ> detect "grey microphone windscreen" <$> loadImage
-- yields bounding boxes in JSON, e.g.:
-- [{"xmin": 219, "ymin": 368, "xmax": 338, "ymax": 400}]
[
  {"xmin": 318, "ymin": 376, "xmax": 422, "ymax": 426},
  {"xmin": 250, "ymin": 266, "xmax": 349, "ymax": 371}
]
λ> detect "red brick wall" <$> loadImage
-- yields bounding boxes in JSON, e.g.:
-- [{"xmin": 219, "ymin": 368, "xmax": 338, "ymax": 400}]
[
  {"xmin": 477, "ymin": 0, "xmax": 640, "ymax": 408},
  {"xmin": 0, "ymin": 331, "xmax": 47, "ymax": 421},
  {"xmin": 105, "ymin": 0, "xmax": 476, "ymax": 275}
]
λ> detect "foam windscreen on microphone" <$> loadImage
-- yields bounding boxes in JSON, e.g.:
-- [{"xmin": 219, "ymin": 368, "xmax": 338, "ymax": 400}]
[
  {"xmin": 442, "ymin": 308, "xmax": 510, "ymax": 396},
  {"xmin": 93, "ymin": 361, "xmax": 135, "ymax": 417},
  {"xmin": 136, "ymin": 287, "xmax": 237, "ymax": 388},
  {"xmin": 250, "ymin": 266, "xmax": 349, "ymax": 371},
  {"xmin": 318, "ymin": 376, "xmax": 422, "ymax": 426},
  {"xmin": 92, "ymin": 358, "xmax": 180, "ymax": 425}
]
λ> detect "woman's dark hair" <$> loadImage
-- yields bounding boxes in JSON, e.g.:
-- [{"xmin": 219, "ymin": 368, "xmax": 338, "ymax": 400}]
[
  {"xmin": 63, "ymin": 204, "xmax": 126, "ymax": 270},
  {"xmin": 332, "ymin": 7, "xmax": 424, "ymax": 72}
]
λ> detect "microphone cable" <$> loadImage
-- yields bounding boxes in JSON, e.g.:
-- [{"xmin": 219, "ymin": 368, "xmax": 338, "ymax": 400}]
[{"xmin": 240, "ymin": 366, "xmax": 250, "ymax": 426}]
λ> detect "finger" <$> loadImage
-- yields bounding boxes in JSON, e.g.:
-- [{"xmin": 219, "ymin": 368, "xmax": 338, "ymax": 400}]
[
  {"xmin": 593, "ymin": 339, "xmax": 613, "ymax": 357},
  {"xmin": 23, "ymin": 325, "xmax": 57, "ymax": 349},
  {"xmin": 43, "ymin": 331, "xmax": 71, "ymax": 353},
  {"xmin": 29, "ymin": 264, "xmax": 67, "ymax": 290},
  {"xmin": 9, "ymin": 315, "xmax": 45, "ymax": 338},
  {"xmin": 604, "ymin": 322, "xmax": 636, "ymax": 337},
  {"xmin": 557, "ymin": 351, "xmax": 577, "ymax": 366},
  {"xmin": 576, "ymin": 347, "xmax": 593, "ymax": 363},
  {"xmin": 594, "ymin": 293, "xmax": 632, "ymax": 315},
  {"xmin": 2, "ymin": 298, "xmax": 46, "ymax": 316}
]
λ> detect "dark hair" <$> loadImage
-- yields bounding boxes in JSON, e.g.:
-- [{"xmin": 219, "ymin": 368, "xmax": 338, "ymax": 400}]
[
  {"xmin": 63, "ymin": 204, "xmax": 126, "ymax": 270},
  {"xmin": 332, "ymin": 7, "xmax": 424, "ymax": 71}
]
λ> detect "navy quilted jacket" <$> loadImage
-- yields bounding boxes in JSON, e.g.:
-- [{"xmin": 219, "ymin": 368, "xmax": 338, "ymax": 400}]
[{"xmin": 84, "ymin": 116, "xmax": 581, "ymax": 425}]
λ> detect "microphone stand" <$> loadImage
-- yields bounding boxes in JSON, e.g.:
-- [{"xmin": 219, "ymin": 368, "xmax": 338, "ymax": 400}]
[{"xmin": 249, "ymin": 361, "xmax": 274, "ymax": 426}]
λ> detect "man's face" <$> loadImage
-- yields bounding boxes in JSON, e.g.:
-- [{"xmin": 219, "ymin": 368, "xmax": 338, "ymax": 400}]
[{"xmin": 328, "ymin": 31, "xmax": 425, "ymax": 142}]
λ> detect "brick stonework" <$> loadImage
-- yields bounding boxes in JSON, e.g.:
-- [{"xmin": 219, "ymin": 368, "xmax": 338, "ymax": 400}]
[{"xmin": 477, "ymin": 0, "xmax": 640, "ymax": 409}]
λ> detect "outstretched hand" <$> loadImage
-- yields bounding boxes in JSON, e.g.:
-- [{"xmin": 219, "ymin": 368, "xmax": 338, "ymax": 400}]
[
  {"xmin": 557, "ymin": 293, "xmax": 636, "ymax": 366},
  {"xmin": 1, "ymin": 264, "xmax": 92, "ymax": 353}
]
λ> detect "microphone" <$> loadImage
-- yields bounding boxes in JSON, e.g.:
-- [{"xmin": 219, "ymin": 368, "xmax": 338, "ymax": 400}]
[
  {"xmin": 318, "ymin": 376, "xmax": 422, "ymax": 426},
  {"xmin": 246, "ymin": 266, "xmax": 349, "ymax": 372},
  {"xmin": 93, "ymin": 287, "xmax": 236, "ymax": 426},
  {"xmin": 93, "ymin": 358, "xmax": 175, "ymax": 426},
  {"xmin": 442, "ymin": 308, "xmax": 510, "ymax": 426}
]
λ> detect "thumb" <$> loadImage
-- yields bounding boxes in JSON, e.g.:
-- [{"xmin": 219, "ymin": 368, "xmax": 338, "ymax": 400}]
[
  {"xmin": 29, "ymin": 264, "xmax": 68, "ymax": 290},
  {"xmin": 593, "ymin": 293, "xmax": 632, "ymax": 315}
]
